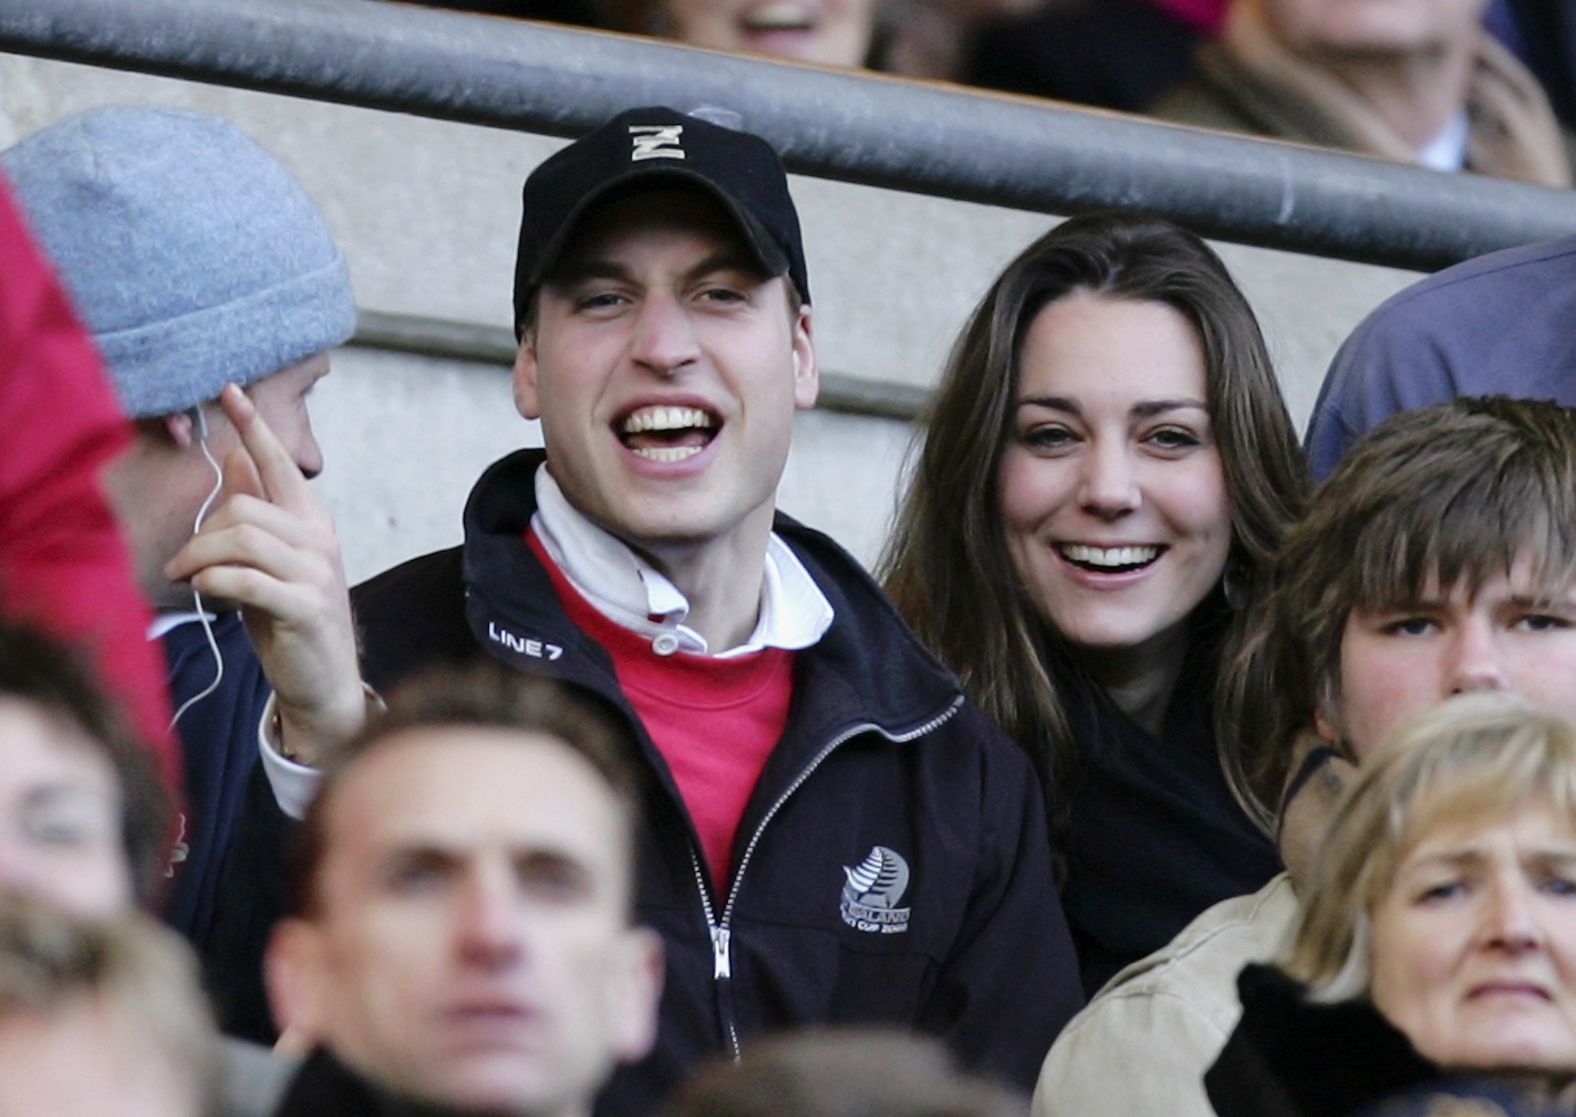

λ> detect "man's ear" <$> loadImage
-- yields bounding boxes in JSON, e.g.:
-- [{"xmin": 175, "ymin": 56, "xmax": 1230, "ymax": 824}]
[
  {"xmin": 163, "ymin": 409, "xmax": 199, "ymax": 450},
  {"xmin": 513, "ymin": 335, "xmax": 543, "ymax": 421},
  {"xmin": 266, "ymin": 917, "xmax": 328, "ymax": 1044},
  {"xmin": 791, "ymin": 305, "xmax": 819, "ymax": 411},
  {"xmin": 609, "ymin": 927, "xmax": 665, "ymax": 1063}
]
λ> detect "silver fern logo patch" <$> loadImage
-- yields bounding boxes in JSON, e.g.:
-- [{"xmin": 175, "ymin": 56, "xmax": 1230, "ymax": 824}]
[{"xmin": 840, "ymin": 845, "xmax": 912, "ymax": 934}]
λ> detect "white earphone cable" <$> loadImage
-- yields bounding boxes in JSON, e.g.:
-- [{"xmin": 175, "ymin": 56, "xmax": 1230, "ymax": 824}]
[{"xmin": 167, "ymin": 418, "xmax": 227, "ymax": 732}]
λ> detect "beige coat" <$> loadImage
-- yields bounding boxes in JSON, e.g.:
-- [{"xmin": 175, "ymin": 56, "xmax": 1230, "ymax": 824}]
[{"xmin": 1032, "ymin": 874, "xmax": 1299, "ymax": 1117}]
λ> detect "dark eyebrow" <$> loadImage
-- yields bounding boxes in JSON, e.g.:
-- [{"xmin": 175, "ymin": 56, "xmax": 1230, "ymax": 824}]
[
  {"xmin": 1014, "ymin": 397, "xmax": 1209, "ymax": 417},
  {"xmin": 1506, "ymin": 593, "xmax": 1576, "ymax": 609},
  {"xmin": 513, "ymin": 847, "xmax": 596, "ymax": 886},
  {"xmin": 379, "ymin": 843, "xmax": 461, "ymax": 870},
  {"xmin": 1017, "ymin": 396, "xmax": 1080, "ymax": 415},
  {"xmin": 684, "ymin": 251, "xmax": 768, "ymax": 283},
  {"xmin": 547, "ymin": 251, "xmax": 768, "ymax": 291},
  {"xmin": 1132, "ymin": 398, "xmax": 1208, "ymax": 418},
  {"xmin": 543, "ymin": 259, "xmax": 633, "ymax": 288}
]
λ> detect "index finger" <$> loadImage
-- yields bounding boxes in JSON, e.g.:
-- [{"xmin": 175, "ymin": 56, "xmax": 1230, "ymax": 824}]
[{"xmin": 219, "ymin": 383, "xmax": 312, "ymax": 512}]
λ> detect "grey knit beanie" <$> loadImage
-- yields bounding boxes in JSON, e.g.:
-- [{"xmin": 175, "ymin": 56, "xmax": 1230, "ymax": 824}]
[{"xmin": 2, "ymin": 105, "xmax": 356, "ymax": 419}]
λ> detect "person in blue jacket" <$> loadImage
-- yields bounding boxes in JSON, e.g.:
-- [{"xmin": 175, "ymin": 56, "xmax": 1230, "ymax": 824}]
[{"xmin": 1305, "ymin": 233, "xmax": 1576, "ymax": 480}]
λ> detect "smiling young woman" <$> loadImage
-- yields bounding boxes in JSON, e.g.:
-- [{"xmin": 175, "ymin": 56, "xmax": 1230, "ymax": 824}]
[{"xmin": 880, "ymin": 212, "xmax": 1307, "ymax": 993}]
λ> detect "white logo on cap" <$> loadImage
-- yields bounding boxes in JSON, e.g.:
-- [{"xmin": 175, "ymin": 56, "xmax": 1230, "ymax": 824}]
[{"xmin": 629, "ymin": 124, "xmax": 686, "ymax": 162}]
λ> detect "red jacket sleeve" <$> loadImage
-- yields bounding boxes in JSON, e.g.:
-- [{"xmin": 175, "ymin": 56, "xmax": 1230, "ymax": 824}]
[{"xmin": 0, "ymin": 170, "xmax": 180, "ymax": 791}]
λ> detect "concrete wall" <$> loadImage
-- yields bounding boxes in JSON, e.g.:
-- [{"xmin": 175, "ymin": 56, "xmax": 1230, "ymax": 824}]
[{"xmin": 0, "ymin": 50, "xmax": 1422, "ymax": 583}]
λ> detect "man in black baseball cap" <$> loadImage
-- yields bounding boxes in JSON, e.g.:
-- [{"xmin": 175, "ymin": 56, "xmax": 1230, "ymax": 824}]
[{"xmin": 346, "ymin": 106, "xmax": 1082, "ymax": 1114}]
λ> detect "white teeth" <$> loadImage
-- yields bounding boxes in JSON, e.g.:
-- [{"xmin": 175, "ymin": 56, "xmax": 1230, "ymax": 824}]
[
  {"xmin": 632, "ymin": 445, "xmax": 703, "ymax": 463},
  {"xmin": 744, "ymin": 2, "xmax": 813, "ymax": 30},
  {"xmin": 622, "ymin": 406, "xmax": 714, "ymax": 434},
  {"xmin": 1060, "ymin": 544, "xmax": 1160, "ymax": 568}
]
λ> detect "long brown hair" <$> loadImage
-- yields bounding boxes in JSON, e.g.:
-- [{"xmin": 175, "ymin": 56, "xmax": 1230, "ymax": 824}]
[{"xmin": 879, "ymin": 212, "xmax": 1305, "ymax": 823}]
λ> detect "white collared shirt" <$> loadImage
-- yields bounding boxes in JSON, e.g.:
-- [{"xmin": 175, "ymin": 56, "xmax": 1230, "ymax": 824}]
[{"xmin": 531, "ymin": 467, "xmax": 833, "ymax": 658}]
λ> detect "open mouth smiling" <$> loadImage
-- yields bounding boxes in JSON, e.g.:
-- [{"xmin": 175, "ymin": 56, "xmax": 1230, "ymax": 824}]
[
  {"xmin": 1057, "ymin": 543, "xmax": 1164, "ymax": 574},
  {"xmin": 619, "ymin": 404, "xmax": 719, "ymax": 463}
]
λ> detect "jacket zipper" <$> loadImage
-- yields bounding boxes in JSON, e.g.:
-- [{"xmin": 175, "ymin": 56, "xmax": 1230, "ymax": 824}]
[{"xmin": 692, "ymin": 695, "xmax": 964, "ymax": 1061}]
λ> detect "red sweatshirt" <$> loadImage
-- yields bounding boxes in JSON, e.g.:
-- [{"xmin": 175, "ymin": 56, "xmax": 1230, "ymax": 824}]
[{"xmin": 529, "ymin": 529, "xmax": 792, "ymax": 895}]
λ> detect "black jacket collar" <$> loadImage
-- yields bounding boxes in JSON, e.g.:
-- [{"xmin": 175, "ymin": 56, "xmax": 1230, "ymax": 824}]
[
  {"xmin": 459, "ymin": 449, "xmax": 962, "ymax": 745},
  {"xmin": 1206, "ymin": 963, "xmax": 1436, "ymax": 1117},
  {"xmin": 276, "ymin": 1048, "xmax": 481, "ymax": 1117}
]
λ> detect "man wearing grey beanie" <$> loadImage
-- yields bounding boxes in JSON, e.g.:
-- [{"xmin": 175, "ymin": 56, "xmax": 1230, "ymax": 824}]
[{"xmin": 2, "ymin": 104, "xmax": 371, "ymax": 1042}]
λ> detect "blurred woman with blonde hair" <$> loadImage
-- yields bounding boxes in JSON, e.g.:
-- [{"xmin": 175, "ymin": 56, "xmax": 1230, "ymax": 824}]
[{"xmin": 1208, "ymin": 694, "xmax": 1576, "ymax": 1115}]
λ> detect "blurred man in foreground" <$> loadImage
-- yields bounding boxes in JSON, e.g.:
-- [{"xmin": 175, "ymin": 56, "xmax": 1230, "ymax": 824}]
[{"xmin": 267, "ymin": 663, "xmax": 662, "ymax": 1117}]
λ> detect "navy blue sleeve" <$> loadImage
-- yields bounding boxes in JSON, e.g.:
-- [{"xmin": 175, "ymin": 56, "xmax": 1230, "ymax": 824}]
[
  {"xmin": 159, "ymin": 614, "xmax": 290, "ymax": 1042},
  {"xmin": 162, "ymin": 614, "xmax": 272, "ymax": 942},
  {"xmin": 203, "ymin": 761, "xmax": 295, "ymax": 1041}
]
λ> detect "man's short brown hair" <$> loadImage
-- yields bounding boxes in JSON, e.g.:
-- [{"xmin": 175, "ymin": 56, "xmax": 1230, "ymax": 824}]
[{"xmin": 289, "ymin": 660, "xmax": 642, "ymax": 918}]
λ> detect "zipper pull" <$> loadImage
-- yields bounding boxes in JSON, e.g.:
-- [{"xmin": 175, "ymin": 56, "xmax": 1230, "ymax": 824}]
[{"xmin": 711, "ymin": 925, "xmax": 732, "ymax": 980}]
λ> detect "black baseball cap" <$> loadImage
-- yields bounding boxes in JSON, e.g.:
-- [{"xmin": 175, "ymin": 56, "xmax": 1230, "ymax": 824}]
[{"xmin": 513, "ymin": 106, "xmax": 811, "ymax": 336}]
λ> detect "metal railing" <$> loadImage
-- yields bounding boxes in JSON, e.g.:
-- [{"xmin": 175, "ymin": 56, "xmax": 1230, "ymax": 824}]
[{"xmin": 2, "ymin": 0, "xmax": 1574, "ymax": 274}]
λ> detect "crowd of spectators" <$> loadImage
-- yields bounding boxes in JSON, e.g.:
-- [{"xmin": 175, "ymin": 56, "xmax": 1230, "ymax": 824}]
[
  {"xmin": 6, "ymin": 8, "xmax": 1576, "ymax": 1114},
  {"xmin": 406, "ymin": 0, "xmax": 1575, "ymax": 186}
]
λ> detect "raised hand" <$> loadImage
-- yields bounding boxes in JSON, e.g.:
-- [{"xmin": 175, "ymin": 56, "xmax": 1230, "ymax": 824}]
[{"xmin": 164, "ymin": 384, "xmax": 365, "ymax": 765}]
